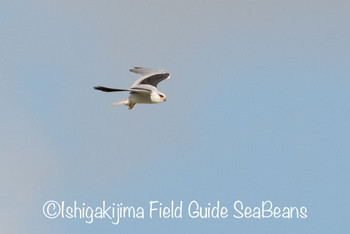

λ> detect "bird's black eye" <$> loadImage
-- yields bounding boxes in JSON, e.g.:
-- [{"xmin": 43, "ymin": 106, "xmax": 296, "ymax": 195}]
[{"xmin": 159, "ymin": 94, "xmax": 164, "ymax": 98}]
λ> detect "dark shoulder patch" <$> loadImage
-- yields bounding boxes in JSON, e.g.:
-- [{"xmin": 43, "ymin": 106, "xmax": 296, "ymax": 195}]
[{"xmin": 139, "ymin": 73, "xmax": 169, "ymax": 87}]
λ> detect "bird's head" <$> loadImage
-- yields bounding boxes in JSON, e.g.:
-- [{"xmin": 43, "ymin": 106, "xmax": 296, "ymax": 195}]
[{"xmin": 158, "ymin": 92, "xmax": 167, "ymax": 102}]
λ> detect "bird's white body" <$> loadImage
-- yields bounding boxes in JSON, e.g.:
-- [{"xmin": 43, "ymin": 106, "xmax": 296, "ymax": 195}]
[
  {"xmin": 113, "ymin": 91, "xmax": 162, "ymax": 107},
  {"xmin": 94, "ymin": 67, "xmax": 169, "ymax": 110}
]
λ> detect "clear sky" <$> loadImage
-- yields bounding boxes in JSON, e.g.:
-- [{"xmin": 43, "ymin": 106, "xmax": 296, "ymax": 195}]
[{"xmin": 1, "ymin": 0, "xmax": 349, "ymax": 233}]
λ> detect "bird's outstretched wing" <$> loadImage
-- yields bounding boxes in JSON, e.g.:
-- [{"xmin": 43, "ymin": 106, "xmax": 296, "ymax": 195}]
[
  {"xmin": 130, "ymin": 67, "xmax": 170, "ymax": 88},
  {"xmin": 94, "ymin": 86, "xmax": 130, "ymax": 92},
  {"xmin": 94, "ymin": 86, "xmax": 151, "ymax": 94}
]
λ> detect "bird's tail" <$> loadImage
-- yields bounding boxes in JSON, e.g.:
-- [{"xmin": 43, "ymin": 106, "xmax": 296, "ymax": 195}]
[{"xmin": 112, "ymin": 98, "xmax": 129, "ymax": 107}]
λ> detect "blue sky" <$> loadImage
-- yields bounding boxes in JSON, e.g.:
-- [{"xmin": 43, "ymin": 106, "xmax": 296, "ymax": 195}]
[{"xmin": 1, "ymin": 0, "xmax": 349, "ymax": 233}]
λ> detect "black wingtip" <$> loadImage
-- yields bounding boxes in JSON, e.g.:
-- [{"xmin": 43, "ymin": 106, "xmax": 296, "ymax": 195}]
[
  {"xmin": 94, "ymin": 86, "xmax": 113, "ymax": 92},
  {"xmin": 94, "ymin": 86, "xmax": 130, "ymax": 92},
  {"xmin": 94, "ymin": 86, "xmax": 103, "ymax": 91}
]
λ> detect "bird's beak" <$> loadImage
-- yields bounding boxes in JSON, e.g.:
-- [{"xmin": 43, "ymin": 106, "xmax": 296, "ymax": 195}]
[{"xmin": 164, "ymin": 98, "xmax": 166, "ymax": 102}]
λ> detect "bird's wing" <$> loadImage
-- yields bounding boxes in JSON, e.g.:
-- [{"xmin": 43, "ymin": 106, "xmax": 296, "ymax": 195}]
[
  {"xmin": 130, "ymin": 67, "xmax": 170, "ymax": 88},
  {"xmin": 94, "ymin": 86, "xmax": 152, "ymax": 94},
  {"xmin": 129, "ymin": 67, "xmax": 166, "ymax": 76}
]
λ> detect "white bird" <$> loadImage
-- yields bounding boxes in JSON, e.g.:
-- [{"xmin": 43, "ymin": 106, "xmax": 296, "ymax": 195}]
[{"xmin": 94, "ymin": 67, "xmax": 170, "ymax": 110}]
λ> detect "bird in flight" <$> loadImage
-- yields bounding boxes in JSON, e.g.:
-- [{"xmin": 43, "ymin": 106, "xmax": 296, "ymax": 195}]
[{"xmin": 94, "ymin": 67, "xmax": 170, "ymax": 110}]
